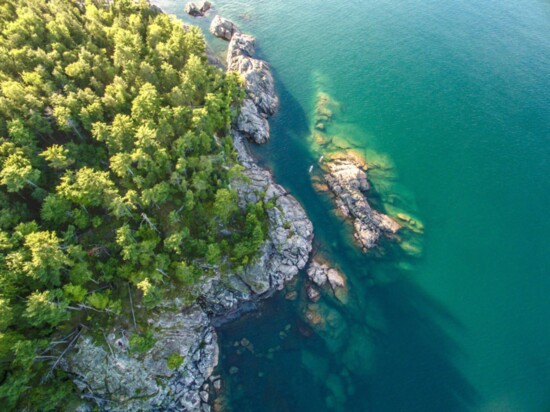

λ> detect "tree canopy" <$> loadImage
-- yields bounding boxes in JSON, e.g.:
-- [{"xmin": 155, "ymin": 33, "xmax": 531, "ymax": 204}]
[{"xmin": 0, "ymin": 0, "xmax": 267, "ymax": 409}]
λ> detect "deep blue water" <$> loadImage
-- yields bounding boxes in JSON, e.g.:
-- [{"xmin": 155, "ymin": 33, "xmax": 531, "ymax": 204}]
[{"xmin": 154, "ymin": 1, "xmax": 550, "ymax": 410}]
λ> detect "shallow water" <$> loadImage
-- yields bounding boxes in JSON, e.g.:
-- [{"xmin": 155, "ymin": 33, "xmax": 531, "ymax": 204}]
[{"xmin": 154, "ymin": 1, "xmax": 550, "ymax": 410}]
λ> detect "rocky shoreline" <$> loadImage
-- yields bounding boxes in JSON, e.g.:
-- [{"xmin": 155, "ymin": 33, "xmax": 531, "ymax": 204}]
[
  {"xmin": 65, "ymin": 10, "xmax": 312, "ymax": 412},
  {"xmin": 65, "ymin": 6, "xmax": 405, "ymax": 411}
]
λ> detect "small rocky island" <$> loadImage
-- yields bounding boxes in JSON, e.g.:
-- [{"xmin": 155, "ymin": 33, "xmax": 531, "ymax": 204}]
[
  {"xmin": 322, "ymin": 154, "xmax": 401, "ymax": 251},
  {"xmin": 308, "ymin": 91, "xmax": 402, "ymax": 251}
]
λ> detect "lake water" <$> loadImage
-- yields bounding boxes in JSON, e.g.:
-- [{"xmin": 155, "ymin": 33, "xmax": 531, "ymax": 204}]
[{"xmin": 154, "ymin": 1, "xmax": 550, "ymax": 410}]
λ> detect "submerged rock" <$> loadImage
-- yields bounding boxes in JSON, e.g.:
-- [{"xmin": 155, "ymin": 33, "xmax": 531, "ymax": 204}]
[
  {"xmin": 209, "ymin": 15, "xmax": 239, "ymax": 40},
  {"xmin": 327, "ymin": 268, "xmax": 345, "ymax": 290},
  {"xmin": 307, "ymin": 285, "xmax": 321, "ymax": 302},
  {"xmin": 184, "ymin": 1, "xmax": 212, "ymax": 17},
  {"xmin": 322, "ymin": 154, "xmax": 400, "ymax": 251},
  {"xmin": 305, "ymin": 305, "xmax": 324, "ymax": 326}
]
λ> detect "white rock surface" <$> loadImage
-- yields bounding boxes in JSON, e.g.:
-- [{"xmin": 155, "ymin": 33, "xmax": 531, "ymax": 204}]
[
  {"xmin": 184, "ymin": 1, "xmax": 212, "ymax": 17},
  {"xmin": 209, "ymin": 15, "xmax": 239, "ymax": 40}
]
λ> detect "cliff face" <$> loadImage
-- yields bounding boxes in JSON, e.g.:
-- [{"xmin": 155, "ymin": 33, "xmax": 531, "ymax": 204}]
[{"xmin": 66, "ymin": 15, "xmax": 313, "ymax": 412}]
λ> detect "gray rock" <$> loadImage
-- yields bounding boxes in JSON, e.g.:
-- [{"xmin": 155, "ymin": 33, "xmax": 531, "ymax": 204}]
[
  {"xmin": 66, "ymin": 306, "xmax": 217, "ymax": 412},
  {"xmin": 184, "ymin": 1, "xmax": 212, "ymax": 17},
  {"xmin": 209, "ymin": 15, "xmax": 239, "ymax": 40},
  {"xmin": 227, "ymin": 32, "xmax": 256, "ymax": 60},
  {"xmin": 197, "ymin": 272, "xmax": 251, "ymax": 316},
  {"xmin": 227, "ymin": 34, "xmax": 278, "ymax": 115},
  {"xmin": 323, "ymin": 156, "xmax": 400, "ymax": 250},
  {"xmin": 307, "ymin": 258, "xmax": 345, "ymax": 292},
  {"xmin": 235, "ymin": 98, "xmax": 270, "ymax": 144},
  {"xmin": 227, "ymin": 33, "xmax": 279, "ymax": 144},
  {"xmin": 234, "ymin": 163, "xmax": 314, "ymax": 292},
  {"xmin": 307, "ymin": 260, "xmax": 328, "ymax": 287}
]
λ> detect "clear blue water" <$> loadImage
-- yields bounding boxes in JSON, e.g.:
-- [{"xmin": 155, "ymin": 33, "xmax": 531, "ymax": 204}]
[{"xmin": 154, "ymin": 1, "xmax": 550, "ymax": 410}]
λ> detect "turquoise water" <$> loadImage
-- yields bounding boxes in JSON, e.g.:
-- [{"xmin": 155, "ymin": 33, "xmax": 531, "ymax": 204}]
[{"xmin": 154, "ymin": 1, "xmax": 550, "ymax": 410}]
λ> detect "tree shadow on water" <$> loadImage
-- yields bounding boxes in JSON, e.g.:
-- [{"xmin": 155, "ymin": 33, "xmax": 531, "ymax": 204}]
[
  {"xmin": 225, "ymin": 73, "xmax": 479, "ymax": 411},
  {"xmin": 348, "ymin": 277, "xmax": 480, "ymax": 412},
  {"xmin": 250, "ymin": 73, "xmax": 314, "ymax": 172}
]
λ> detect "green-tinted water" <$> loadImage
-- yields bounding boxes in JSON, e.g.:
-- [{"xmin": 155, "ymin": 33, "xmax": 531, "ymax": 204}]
[{"xmin": 154, "ymin": 0, "xmax": 550, "ymax": 410}]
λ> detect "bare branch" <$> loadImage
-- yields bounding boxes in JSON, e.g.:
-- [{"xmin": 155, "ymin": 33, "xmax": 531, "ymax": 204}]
[
  {"xmin": 47, "ymin": 328, "xmax": 82, "ymax": 378},
  {"xmin": 128, "ymin": 283, "xmax": 138, "ymax": 331}
]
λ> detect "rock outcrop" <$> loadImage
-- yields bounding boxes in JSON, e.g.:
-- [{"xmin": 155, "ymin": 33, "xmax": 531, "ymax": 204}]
[
  {"xmin": 209, "ymin": 15, "xmax": 239, "ymax": 40},
  {"xmin": 227, "ymin": 34, "xmax": 278, "ymax": 116},
  {"xmin": 322, "ymin": 155, "xmax": 400, "ymax": 251},
  {"xmin": 66, "ymin": 157, "xmax": 313, "ymax": 411},
  {"xmin": 66, "ymin": 306, "xmax": 217, "ymax": 412},
  {"xmin": 184, "ymin": 1, "xmax": 212, "ymax": 17},
  {"xmin": 227, "ymin": 32, "xmax": 278, "ymax": 144},
  {"xmin": 234, "ymin": 98, "xmax": 270, "ymax": 144},
  {"xmin": 234, "ymin": 154, "xmax": 313, "ymax": 294}
]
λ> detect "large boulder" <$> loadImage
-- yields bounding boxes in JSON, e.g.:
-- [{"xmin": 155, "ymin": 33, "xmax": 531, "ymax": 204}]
[
  {"xmin": 184, "ymin": 1, "xmax": 212, "ymax": 17},
  {"xmin": 307, "ymin": 259, "xmax": 345, "ymax": 291},
  {"xmin": 209, "ymin": 15, "xmax": 239, "ymax": 40}
]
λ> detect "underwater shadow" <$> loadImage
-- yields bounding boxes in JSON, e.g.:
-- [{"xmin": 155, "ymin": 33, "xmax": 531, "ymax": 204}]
[
  {"xmin": 349, "ymin": 276, "xmax": 480, "ymax": 412},
  {"xmin": 250, "ymin": 71, "xmax": 315, "ymax": 171},
  {"xmin": 219, "ymin": 72, "xmax": 479, "ymax": 412}
]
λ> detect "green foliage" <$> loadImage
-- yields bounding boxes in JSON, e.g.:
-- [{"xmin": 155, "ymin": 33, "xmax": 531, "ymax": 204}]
[
  {"xmin": 0, "ymin": 0, "xmax": 267, "ymax": 408},
  {"xmin": 129, "ymin": 331, "xmax": 156, "ymax": 354},
  {"xmin": 166, "ymin": 352, "xmax": 184, "ymax": 370},
  {"xmin": 24, "ymin": 290, "xmax": 69, "ymax": 327}
]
